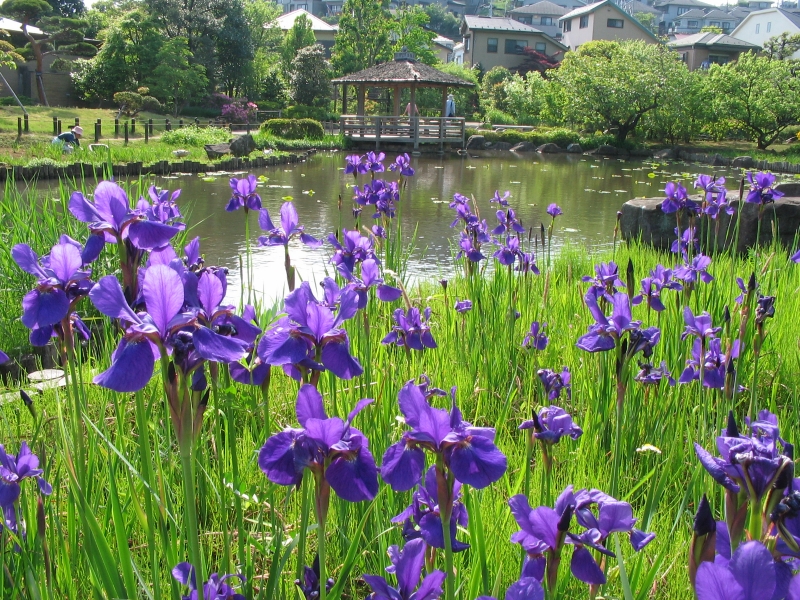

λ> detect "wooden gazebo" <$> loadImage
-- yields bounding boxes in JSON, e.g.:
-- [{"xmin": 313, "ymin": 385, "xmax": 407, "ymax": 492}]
[{"xmin": 331, "ymin": 49, "xmax": 475, "ymax": 149}]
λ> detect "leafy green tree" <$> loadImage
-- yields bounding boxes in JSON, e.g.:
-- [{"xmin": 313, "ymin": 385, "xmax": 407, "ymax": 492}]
[
  {"xmin": 480, "ymin": 65, "xmax": 513, "ymax": 113},
  {"xmin": 147, "ymin": 37, "xmax": 208, "ymax": 115},
  {"xmin": 700, "ymin": 25, "xmax": 723, "ymax": 33},
  {"xmin": 503, "ymin": 71, "xmax": 551, "ymax": 124},
  {"xmin": 705, "ymin": 51, "xmax": 800, "ymax": 149},
  {"xmin": 634, "ymin": 12, "xmax": 657, "ymax": 34},
  {"xmin": 70, "ymin": 30, "xmax": 132, "ymax": 104},
  {"xmin": 549, "ymin": 40, "xmax": 686, "ymax": 143},
  {"xmin": 642, "ymin": 67, "xmax": 709, "ymax": 144},
  {"xmin": 244, "ymin": 0, "xmax": 282, "ymax": 97},
  {"xmin": 215, "ymin": 0, "xmax": 254, "ymax": 95},
  {"xmin": 388, "ymin": 5, "xmax": 437, "ymax": 65},
  {"xmin": 763, "ymin": 32, "xmax": 800, "ymax": 60},
  {"xmin": 289, "ymin": 43, "xmax": 330, "ymax": 107},
  {"xmin": 331, "ymin": 0, "xmax": 391, "ymax": 75},
  {"xmin": 282, "ymin": 12, "xmax": 316, "ymax": 70},
  {"xmin": 45, "ymin": 0, "xmax": 84, "ymax": 17},
  {"xmin": 423, "ymin": 3, "xmax": 460, "ymax": 39}
]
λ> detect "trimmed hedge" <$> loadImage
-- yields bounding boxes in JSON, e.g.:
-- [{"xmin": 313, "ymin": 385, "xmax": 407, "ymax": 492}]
[
  {"xmin": 261, "ymin": 118, "xmax": 324, "ymax": 140},
  {"xmin": 464, "ymin": 127, "xmax": 617, "ymax": 150}
]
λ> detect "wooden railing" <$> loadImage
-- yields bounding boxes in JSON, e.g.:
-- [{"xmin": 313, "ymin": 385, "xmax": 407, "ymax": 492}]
[{"xmin": 339, "ymin": 115, "xmax": 466, "ymax": 148}]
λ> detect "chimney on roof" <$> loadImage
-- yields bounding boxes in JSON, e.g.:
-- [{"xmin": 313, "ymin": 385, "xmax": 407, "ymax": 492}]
[{"xmin": 394, "ymin": 46, "xmax": 416, "ymax": 62}]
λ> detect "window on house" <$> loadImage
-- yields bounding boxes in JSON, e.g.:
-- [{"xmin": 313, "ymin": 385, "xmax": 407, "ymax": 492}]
[
  {"xmin": 767, "ymin": 21, "xmax": 772, "ymax": 32},
  {"xmin": 688, "ymin": 20, "xmax": 698, "ymax": 27},
  {"xmin": 505, "ymin": 39, "xmax": 529, "ymax": 53},
  {"xmin": 465, "ymin": 36, "xmax": 470, "ymax": 51},
  {"xmin": 487, "ymin": 37, "xmax": 498, "ymax": 52},
  {"xmin": 755, "ymin": 23, "xmax": 760, "ymax": 33},
  {"xmin": 563, "ymin": 19, "xmax": 572, "ymax": 31},
  {"xmin": 579, "ymin": 15, "xmax": 589, "ymax": 28},
  {"xmin": 722, "ymin": 21, "xmax": 730, "ymax": 29},
  {"xmin": 535, "ymin": 42, "xmax": 547, "ymax": 51},
  {"xmin": 541, "ymin": 16, "xmax": 553, "ymax": 25},
  {"xmin": 607, "ymin": 18, "xmax": 624, "ymax": 28},
  {"xmin": 519, "ymin": 16, "xmax": 532, "ymax": 24},
  {"xmin": 677, "ymin": 7, "xmax": 689, "ymax": 15},
  {"xmin": 710, "ymin": 21, "xmax": 720, "ymax": 27}
]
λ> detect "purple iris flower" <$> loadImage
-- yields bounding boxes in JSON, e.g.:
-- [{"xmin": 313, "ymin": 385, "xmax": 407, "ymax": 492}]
[
  {"xmin": 172, "ymin": 562, "xmax": 245, "ymax": 600},
  {"xmin": 0, "ymin": 442, "xmax": 52, "ymax": 535},
  {"xmin": 680, "ymin": 339, "xmax": 739, "ymax": 389},
  {"xmin": 523, "ymin": 322, "xmax": 548, "ymax": 350},
  {"xmin": 695, "ymin": 174, "xmax": 726, "ymax": 200},
  {"xmin": 0, "ymin": 350, "xmax": 8, "ymax": 363},
  {"xmin": 756, "ymin": 295, "xmax": 775, "ymax": 325},
  {"xmin": 13, "ymin": 238, "xmax": 99, "ymax": 346},
  {"xmin": 577, "ymin": 291, "xmax": 636, "ymax": 352},
  {"xmin": 328, "ymin": 229, "xmax": 377, "ymax": 272},
  {"xmin": 516, "ymin": 252, "xmax": 541, "ymax": 275},
  {"xmin": 457, "ymin": 232, "xmax": 487, "ymax": 263},
  {"xmin": 258, "ymin": 384, "xmax": 378, "ymax": 502},
  {"xmin": 365, "ymin": 151, "xmax": 386, "ymax": 172},
  {"xmin": 345, "ymin": 154, "xmax": 368, "ymax": 176},
  {"xmin": 792, "ymin": 249, "xmax": 800, "ymax": 263},
  {"xmin": 337, "ymin": 259, "xmax": 402, "ymax": 308},
  {"xmin": 494, "ymin": 236, "xmax": 523, "ymax": 266},
  {"xmin": 537, "ymin": 367, "xmax": 570, "ymax": 400},
  {"xmin": 694, "ymin": 541, "xmax": 792, "ymax": 600},
  {"xmin": 389, "ymin": 153, "xmax": 415, "ymax": 177},
  {"xmin": 380, "ymin": 379, "xmax": 507, "ymax": 491},
  {"xmin": 671, "ymin": 226, "xmax": 699, "ymax": 257},
  {"xmin": 694, "ymin": 409, "xmax": 792, "ymax": 503},
  {"xmin": 632, "ymin": 265, "xmax": 682, "ymax": 312},
  {"xmin": 226, "ymin": 175, "xmax": 262, "ymax": 212},
  {"xmin": 694, "ymin": 176, "xmax": 734, "ymax": 219},
  {"xmin": 362, "ymin": 538, "xmax": 446, "ymax": 600},
  {"xmin": 582, "ymin": 262, "xmax": 625, "ymax": 300},
  {"xmin": 661, "ymin": 181, "xmax": 699, "ymax": 214},
  {"xmin": 296, "ymin": 556, "xmax": 334, "ymax": 600},
  {"xmin": 675, "ymin": 254, "xmax": 714, "ymax": 285},
  {"xmin": 491, "ymin": 190, "xmax": 511, "ymax": 207},
  {"xmin": 392, "ymin": 466, "xmax": 470, "ymax": 552},
  {"xmin": 502, "ymin": 578, "xmax": 545, "ymax": 600},
  {"xmin": 546, "ymin": 204, "xmax": 563, "ymax": 218},
  {"xmin": 140, "ymin": 185, "xmax": 183, "ymax": 225},
  {"xmin": 382, "ymin": 307, "xmax": 437, "ymax": 351},
  {"xmin": 493, "ymin": 208, "xmax": 525, "ymax": 236},
  {"xmin": 519, "ymin": 406, "xmax": 583, "ymax": 445},
  {"xmin": 634, "ymin": 361, "xmax": 674, "ymax": 386},
  {"xmin": 89, "ymin": 265, "xmax": 248, "ymax": 392},
  {"xmin": 746, "ymin": 171, "xmax": 784, "ymax": 205},
  {"xmin": 682, "ymin": 308, "xmax": 722, "ymax": 342},
  {"xmin": 454, "ymin": 299, "xmax": 473, "ymax": 313},
  {"xmin": 258, "ymin": 202, "xmax": 321, "ymax": 248},
  {"xmin": 257, "ymin": 281, "xmax": 362, "ymax": 380},
  {"xmin": 228, "ymin": 305, "xmax": 270, "ymax": 387}
]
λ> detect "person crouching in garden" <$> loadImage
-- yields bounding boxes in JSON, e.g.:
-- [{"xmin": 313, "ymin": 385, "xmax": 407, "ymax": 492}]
[{"xmin": 52, "ymin": 125, "xmax": 83, "ymax": 152}]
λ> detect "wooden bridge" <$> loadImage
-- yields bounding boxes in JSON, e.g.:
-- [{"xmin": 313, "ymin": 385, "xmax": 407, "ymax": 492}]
[{"xmin": 339, "ymin": 115, "xmax": 466, "ymax": 149}]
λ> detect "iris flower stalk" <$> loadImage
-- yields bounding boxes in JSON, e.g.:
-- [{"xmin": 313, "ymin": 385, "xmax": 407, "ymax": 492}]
[
  {"xmin": 227, "ymin": 175, "xmax": 261, "ymax": 305},
  {"xmin": 545, "ymin": 204, "xmax": 562, "ymax": 267},
  {"xmin": 748, "ymin": 293, "xmax": 775, "ymax": 420},
  {"xmin": 258, "ymin": 201, "xmax": 321, "ymax": 292}
]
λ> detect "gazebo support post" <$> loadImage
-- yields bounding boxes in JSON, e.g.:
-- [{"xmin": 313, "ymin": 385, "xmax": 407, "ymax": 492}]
[
  {"xmin": 357, "ymin": 84, "xmax": 366, "ymax": 116},
  {"xmin": 342, "ymin": 83, "xmax": 348, "ymax": 115},
  {"xmin": 393, "ymin": 84, "xmax": 401, "ymax": 117},
  {"xmin": 410, "ymin": 83, "xmax": 418, "ymax": 149},
  {"xmin": 440, "ymin": 86, "xmax": 447, "ymax": 148}
]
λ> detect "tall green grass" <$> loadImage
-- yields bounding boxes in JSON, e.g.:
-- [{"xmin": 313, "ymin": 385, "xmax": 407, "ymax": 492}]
[{"xmin": 1, "ymin": 171, "xmax": 799, "ymax": 600}]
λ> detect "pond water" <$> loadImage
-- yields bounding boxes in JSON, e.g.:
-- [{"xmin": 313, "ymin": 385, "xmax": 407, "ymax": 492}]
[{"xmin": 144, "ymin": 152, "xmax": 746, "ymax": 303}]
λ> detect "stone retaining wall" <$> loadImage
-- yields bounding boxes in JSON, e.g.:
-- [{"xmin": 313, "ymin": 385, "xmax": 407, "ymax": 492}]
[
  {"xmin": 677, "ymin": 150, "xmax": 800, "ymax": 175},
  {"xmin": 0, "ymin": 150, "xmax": 316, "ymax": 182}
]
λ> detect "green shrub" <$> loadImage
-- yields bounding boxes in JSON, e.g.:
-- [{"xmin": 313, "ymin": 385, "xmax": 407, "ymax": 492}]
[
  {"xmin": 0, "ymin": 95, "xmax": 34, "ymax": 106},
  {"xmin": 482, "ymin": 108, "xmax": 516, "ymax": 125},
  {"xmin": 179, "ymin": 106, "xmax": 223, "ymax": 119},
  {"xmin": 161, "ymin": 125, "xmax": 230, "ymax": 146},
  {"xmin": 24, "ymin": 157, "xmax": 64, "ymax": 168},
  {"xmin": 141, "ymin": 96, "xmax": 163, "ymax": 113},
  {"xmin": 780, "ymin": 124, "xmax": 800, "ymax": 142},
  {"xmin": 464, "ymin": 126, "xmax": 617, "ymax": 149},
  {"xmin": 284, "ymin": 105, "xmax": 338, "ymax": 121},
  {"xmin": 260, "ymin": 118, "xmax": 324, "ymax": 139}
]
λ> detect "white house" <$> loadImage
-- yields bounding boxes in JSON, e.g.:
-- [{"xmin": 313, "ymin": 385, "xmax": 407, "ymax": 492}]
[{"xmin": 730, "ymin": 8, "xmax": 800, "ymax": 58}]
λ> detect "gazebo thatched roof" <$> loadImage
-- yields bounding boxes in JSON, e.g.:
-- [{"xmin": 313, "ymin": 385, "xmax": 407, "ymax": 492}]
[{"xmin": 331, "ymin": 52, "xmax": 474, "ymax": 87}]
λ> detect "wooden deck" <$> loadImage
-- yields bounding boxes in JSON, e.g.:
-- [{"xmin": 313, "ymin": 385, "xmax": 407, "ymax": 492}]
[{"xmin": 339, "ymin": 115, "xmax": 466, "ymax": 149}]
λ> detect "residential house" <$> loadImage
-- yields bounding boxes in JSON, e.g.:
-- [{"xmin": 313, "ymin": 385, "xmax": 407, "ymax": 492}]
[
  {"xmin": 558, "ymin": 0, "xmax": 660, "ymax": 51},
  {"xmin": 509, "ymin": 1, "xmax": 568, "ymax": 39},
  {"xmin": 747, "ymin": 0, "xmax": 773, "ymax": 10},
  {"xmin": 452, "ymin": 41, "xmax": 465, "ymax": 64},
  {"xmin": 653, "ymin": 0, "xmax": 715, "ymax": 34},
  {"xmin": 271, "ymin": 8, "xmax": 338, "ymax": 55},
  {"xmin": 731, "ymin": 8, "xmax": 800, "ymax": 58},
  {"xmin": 433, "ymin": 34, "xmax": 456, "ymax": 62},
  {"xmin": 275, "ymin": 0, "xmax": 326, "ymax": 17},
  {"xmin": 671, "ymin": 8, "xmax": 742, "ymax": 34},
  {"xmin": 667, "ymin": 32, "xmax": 760, "ymax": 69},
  {"xmin": 460, "ymin": 16, "xmax": 567, "ymax": 70},
  {"xmin": 521, "ymin": 0, "xmax": 586, "ymax": 12}
]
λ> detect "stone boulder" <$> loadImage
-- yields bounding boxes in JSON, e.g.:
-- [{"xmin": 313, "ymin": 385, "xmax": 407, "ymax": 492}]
[
  {"xmin": 775, "ymin": 182, "xmax": 800, "ymax": 196},
  {"xmin": 510, "ymin": 141, "xmax": 536, "ymax": 152},
  {"xmin": 620, "ymin": 196, "xmax": 800, "ymax": 253},
  {"xmin": 566, "ymin": 143, "xmax": 583, "ymax": 153},
  {"xmin": 536, "ymin": 143, "xmax": 563, "ymax": 153},
  {"xmin": 492, "ymin": 142, "xmax": 513, "ymax": 151},
  {"xmin": 710, "ymin": 153, "xmax": 727, "ymax": 166},
  {"xmin": 653, "ymin": 148, "xmax": 676, "ymax": 160},
  {"xmin": 230, "ymin": 134, "xmax": 256, "ymax": 157},
  {"xmin": 590, "ymin": 144, "xmax": 619, "ymax": 156},
  {"xmin": 732, "ymin": 156, "xmax": 755, "ymax": 169},
  {"xmin": 205, "ymin": 143, "xmax": 230, "ymax": 160},
  {"xmin": 465, "ymin": 135, "xmax": 485, "ymax": 150}
]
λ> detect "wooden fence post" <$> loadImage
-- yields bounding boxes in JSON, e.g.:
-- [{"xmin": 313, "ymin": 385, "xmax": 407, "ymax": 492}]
[
  {"xmin": 23, "ymin": 114, "xmax": 28, "ymax": 133},
  {"xmin": 131, "ymin": 119, "xmax": 136, "ymax": 135},
  {"xmin": 52, "ymin": 116, "xmax": 58, "ymax": 135},
  {"xmin": 124, "ymin": 122, "xmax": 129, "ymax": 145},
  {"xmin": 57, "ymin": 119, "xmax": 62, "ymax": 135},
  {"xmin": 17, "ymin": 117, "xmax": 22, "ymax": 138},
  {"xmin": 94, "ymin": 121, "xmax": 100, "ymax": 143},
  {"xmin": 114, "ymin": 118, "xmax": 119, "ymax": 138}
]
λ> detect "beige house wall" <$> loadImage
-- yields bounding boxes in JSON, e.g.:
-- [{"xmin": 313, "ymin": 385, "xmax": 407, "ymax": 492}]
[
  {"xmin": 562, "ymin": 4, "xmax": 656, "ymax": 50},
  {"xmin": 673, "ymin": 46, "xmax": 744, "ymax": 70},
  {"xmin": 465, "ymin": 29, "xmax": 563, "ymax": 70},
  {"xmin": 0, "ymin": 54, "xmax": 78, "ymax": 106}
]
